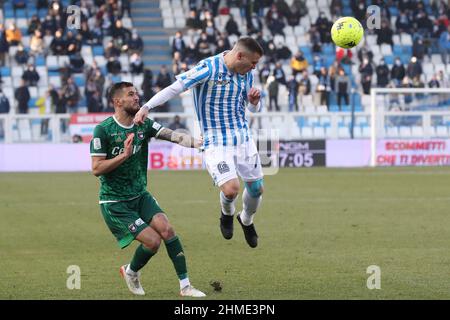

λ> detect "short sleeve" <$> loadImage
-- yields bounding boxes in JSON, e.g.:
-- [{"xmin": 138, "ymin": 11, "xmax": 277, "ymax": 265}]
[
  {"xmin": 146, "ymin": 118, "xmax": 164, "ymax": 138},
  {"xmin": 175, "ymin": 60, "xmax": 211, "ymax": 90},
  {"xmin": 90, "ymin": 125, "xmax": 108, "ymax": 157}
]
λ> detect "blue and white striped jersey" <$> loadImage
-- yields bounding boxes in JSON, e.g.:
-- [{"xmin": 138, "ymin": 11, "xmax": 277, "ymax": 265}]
[{"xmin": 176, "ymin": 52, "xmax": 254, "ymax": 149}]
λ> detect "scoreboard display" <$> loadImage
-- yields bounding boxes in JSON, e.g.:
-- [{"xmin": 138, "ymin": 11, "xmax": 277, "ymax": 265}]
[
  {"xmin": 278, "ymin": 140, "xmax": 326, "ymax": 167},
  {"xmin": 257, "ymin": 140, "xmax": 326, "ymax": 168}
]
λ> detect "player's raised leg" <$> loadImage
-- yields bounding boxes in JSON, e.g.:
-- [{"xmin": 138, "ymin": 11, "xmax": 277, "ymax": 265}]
[
  {"xmin": 151, "ymin": 213, "xmax": 206, "ymax": 297},
  {"xmin": 237, "ymin": 179, "xmax": 264, "ymax": 248},
  {"xmin": 219, "ymin": 178, "xmax": 240, "ymax": 239},
  {"xmin": 120, "ymin": 227, "xmax": 161, "ymax": 295},
  {"xmin": 204, "ymin": 148, "xmax": 240, "ymax": 240}
]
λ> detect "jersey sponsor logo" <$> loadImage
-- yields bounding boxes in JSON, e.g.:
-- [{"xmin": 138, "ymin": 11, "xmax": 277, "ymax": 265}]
[
  {"xmin": 137, "ymin": 131, "xmax": 144, "ymax": 140},
  {"xmin": 217, "ymin": 161, "xmax": 230, "ymax": 174},
  {"xmin": 211, "ymin": 73, "xmax": 231, "ymax": 87},
  {"xmin": 152, "ymin": 122, "xmax": 162, "ymax": 131},
  {"xmin": 93, "ymin": 138, "xmax": 101, "ymax": 150},
  {"xmin": 135, "ymin": 218, "xmax": 144, "ymax": 226},
  {"xmin": 128, "ymin": 223, "xmax": 137, "ymax": 233}
]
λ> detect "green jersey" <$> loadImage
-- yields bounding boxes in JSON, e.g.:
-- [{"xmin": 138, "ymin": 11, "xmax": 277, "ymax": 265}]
[{"xmin": 90, "ymin": 116, "xmax": 163, "ymax": 202}]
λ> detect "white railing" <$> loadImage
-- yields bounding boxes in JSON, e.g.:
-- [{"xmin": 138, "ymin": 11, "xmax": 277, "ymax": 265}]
[{"xmin": 1, "ymin": 107, "xmax": 450, "ymax": 144}]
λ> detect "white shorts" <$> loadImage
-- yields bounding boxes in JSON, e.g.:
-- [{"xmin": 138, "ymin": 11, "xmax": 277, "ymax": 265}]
[{"xmin": 203, "ymin": 139, "xmax": 264, "ymax": 187}]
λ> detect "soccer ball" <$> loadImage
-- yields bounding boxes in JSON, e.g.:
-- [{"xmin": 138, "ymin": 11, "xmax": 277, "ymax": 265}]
[{"xmin": 331, "ymin": 17, "xmax": 364, "ymax": 49}]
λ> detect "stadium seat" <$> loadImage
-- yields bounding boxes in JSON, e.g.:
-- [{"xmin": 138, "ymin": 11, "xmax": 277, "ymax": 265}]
[
  {"xmin": 434, "ymin": 126, "xmax": 448, "ymax": 137},
  {"xmin": 338, "ymin": 126, "xmax": 351, "ymax": 138},
  {"xmin": 92, "ymin": 46, "xmax": 104, "ymax": 56},
  {"xmin": 1, "ymin": 66, "xmax": 11, "ymax": 77},
  {"xmin": 386, "ymin": 126, "xmax": 399, "ymax": 137},
  {"xmin": 411, "ymin": 126, "xmax": 424, "ymax": 137},
  {"xmin": 301, "ymin": 126, "xmax": 313, "ymax": 138},
  {"xmin": 399, "ymin": 126, "xmax": 411, "ymax": 137}
]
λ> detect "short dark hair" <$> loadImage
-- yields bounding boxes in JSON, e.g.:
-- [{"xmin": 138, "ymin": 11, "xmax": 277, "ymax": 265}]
[
  {"xmin": 108, "ymin": 82, "xmax": 134, "ymax": 103},
  {"xmin": 236, "ymin": 36, "xmax": 264, "ymax": 56}
]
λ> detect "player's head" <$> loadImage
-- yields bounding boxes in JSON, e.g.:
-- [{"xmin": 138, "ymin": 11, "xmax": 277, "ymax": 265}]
[
  {"xmin": 108, "ymin": 82, "xmax": 140, "ymax": 115},
  {"xmin": 231, "ymin": 37, "xmax": 264, "ymax": 75}
]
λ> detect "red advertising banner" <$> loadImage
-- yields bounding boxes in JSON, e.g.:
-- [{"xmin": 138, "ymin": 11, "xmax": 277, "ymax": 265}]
[
  {"xmin": 69, "ymin": 113, "xmax": 113, "ymax": 142},
  {"xmin": 376, "ymin": 139, "xmax": 450, "ymax": 166}
]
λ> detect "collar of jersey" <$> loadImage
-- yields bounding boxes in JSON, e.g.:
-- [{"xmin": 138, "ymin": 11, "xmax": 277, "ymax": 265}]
[
  {"xmin": 221, "ymin": 51, "xmax": 234, "ymax": 76},
  {"xmin": 113, "ymin": 115, "xmax": 135, "ymax": 129}
]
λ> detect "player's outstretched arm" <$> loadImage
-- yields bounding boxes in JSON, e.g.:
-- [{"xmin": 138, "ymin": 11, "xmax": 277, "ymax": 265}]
[
  {"xmin": 91, "ymin": 133, "xmax": 134, "ymax": 176},
  {"xmin": 134, "ymin": 81, "xmax": 184, "ymax": 125},
  {"xmin": 157, "ymin": 128, "xmax": 203, "ymax": 149}
]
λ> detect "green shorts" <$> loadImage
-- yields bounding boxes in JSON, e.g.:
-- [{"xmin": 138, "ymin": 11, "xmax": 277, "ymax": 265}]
[{"xmin": 100, "ymin": 192, "xmax": 164, "ymax": 249}]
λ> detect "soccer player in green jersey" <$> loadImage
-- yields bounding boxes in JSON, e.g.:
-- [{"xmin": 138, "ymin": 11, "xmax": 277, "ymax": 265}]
[{"xmin": 90, "ymin": 82, "xmax": 205, "ymax": 297}]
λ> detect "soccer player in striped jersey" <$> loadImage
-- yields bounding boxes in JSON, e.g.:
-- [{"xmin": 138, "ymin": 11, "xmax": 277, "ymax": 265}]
[
  {"xmin": 134, "ymin": 37, "xmax": 265, "ymax": 248},
  {"xmin": 90, "ymin": 82, "xmax": 205, "ymax": 297}
]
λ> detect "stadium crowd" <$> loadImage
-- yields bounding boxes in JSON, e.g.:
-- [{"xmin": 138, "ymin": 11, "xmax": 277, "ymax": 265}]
[{"xmin": 0, "ymin": 0, "xmax": 448, "ymax": 120}]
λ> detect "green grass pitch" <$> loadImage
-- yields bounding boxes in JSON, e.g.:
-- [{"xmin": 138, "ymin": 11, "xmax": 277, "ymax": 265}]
[{"xmin": 1, "ymin": 167, "xmax": 450, "ymax": 299}]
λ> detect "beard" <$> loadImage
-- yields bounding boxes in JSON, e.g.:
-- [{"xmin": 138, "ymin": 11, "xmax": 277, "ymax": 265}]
[{"xmin": 123, "ymin": 103, "xmax": 139, "ymax": 116}]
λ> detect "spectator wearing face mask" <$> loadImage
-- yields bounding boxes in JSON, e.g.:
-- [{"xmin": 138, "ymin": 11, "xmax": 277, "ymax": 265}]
[
  {"xmin": 315, "ymin": 12, "xmax": 332, "ymax": 43},
  {"xmin": 412, "ymin": 37, "xmax": 427, "ymax": 61},
  {"xmin": 406, "ymin": 56, "xmax": 423, "ymax": 79},
  {"xmin": 375, "ymin": 20, "xmax": 394, "ymax": 47},
  {"xmin": 395, "ymin": 11, "xmax": 413, "ymax": 33},
  {"xmin": 376, "ymin": 59, "xmax": 390, "ymax": 88},
  {"xmin": 353, "ymin": 0, "xmax": 366, "ymax": 22},
  {"xmin": 390, "ymin": 57, "xmax": 406, "ymax": 86}
]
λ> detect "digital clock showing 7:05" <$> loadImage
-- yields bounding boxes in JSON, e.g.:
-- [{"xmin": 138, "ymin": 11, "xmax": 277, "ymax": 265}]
[{"xmin": 278, "ymin": 140, "xmax": 326, "ymax": 168}]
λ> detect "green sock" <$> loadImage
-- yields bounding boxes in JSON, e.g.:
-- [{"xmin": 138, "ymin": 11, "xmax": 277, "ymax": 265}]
[
  {"xmin": 130, "ymin": 244, "xmax": 155, "ymax": 272},
  {"xmin": 165, "ymin": 236, "xmax": 188, "ymax": 280}
]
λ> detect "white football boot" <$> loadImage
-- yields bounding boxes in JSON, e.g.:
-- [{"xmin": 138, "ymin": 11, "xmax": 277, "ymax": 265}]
[
  {"xmin": 120, "ymin": 264, "xmax": 145, "ymax": 296},
  {"xmin": 180, "ymin": 285, "xmax": 206, "ymax": 297}
]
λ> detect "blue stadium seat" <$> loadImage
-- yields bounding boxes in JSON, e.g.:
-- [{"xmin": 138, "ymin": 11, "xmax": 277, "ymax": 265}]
[
  {"xmin": 352, "ymin": 92, "xmax": 361, "ymax": 107},
  {"xmin": 329, "ymin": 104, "xmax": 340, "ymax": 112},
  {"xmin": 342, "ymin": 64, "xmax": 351, "ymax": 75},
  {"xmin": 384, "ymin": 55, "xmax": 394, "ymax": 65},
  {"xmin": 74, "ymin": 75, "xmax": 85, "ymax": 86},
  {"xmin": 15, "ymin": 9, "xmax": 26, "ymax": 18},
  {"xmin": 322, "ymin": 44, "xmax": 335, "ymax": 55},
  {"xmin": 389, "ymin": 6, "xmax": 399, "ymax": 16},
  {"xmin": 92, "ymin": 46, "xmax": 104, "ymax": 56},
  {"xmin": 38, "ymin": 9, "xmax": 47, "ymax": 19},
  {"xmin": 35, "ymin": 55, "xmax": 45, "ymax": 66},
  {"xmin": 111, "ymin": 75, "xmax": 122, "ymax": 83},
  {"xmin": 48, "ymin": 70, "xmax": 60, "ymax": 76},
  {"xmin": 343, "ymin": 7, "xmax": 352, "ymax": 16},
  {"xmin": 393, "ymin": 45, "xmax": 403, "ymax": 56},
  {"xmin": 354, "ymin": 105, "xmax": 363, "ymax": 112},
  {"xmin": 4, "ymin": 10, "xmax": 14, "ymax": 18},
  {"xmin": 1, "ymin": 67, "xmax": 11, "ymax": 77},
  {"xmin": 28, "ymin": 8, "xmax": 38, "ymax": 17},
  {"xmin": 299, "ymin": 46, "xmax": 311, "ymax": 55},
  {"xmin": 28, "ymin": 98, "xmax": 37, "ymax": 108},
  {"xmin": 324, "ymin": 55, "xmax": 335, "ymax": 67},
  {"xmin": 400, "ymin": 54, "xmax": 411, "ymax": 65},
  {"xmin": 341, "ymin": 105, "xmax": 351, "ymax": 112}
]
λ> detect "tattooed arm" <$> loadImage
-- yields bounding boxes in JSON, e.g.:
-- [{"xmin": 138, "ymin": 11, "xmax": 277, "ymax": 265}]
[{"xmin": 157, "ymin": 128, "xmax": 203, "ymax": 149}]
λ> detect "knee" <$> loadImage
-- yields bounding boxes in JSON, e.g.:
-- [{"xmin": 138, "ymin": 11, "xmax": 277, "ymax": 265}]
[
  {"xmin": 222, "ymin": 181, "xmax": 240, "ymax": 199},
  {"xmin": 143, "ymin": 235, "xmax": 161, "ymax": 252},
  {"xmin": 245, "ymin": 179, "xmax": 264, "ymax": 198},
  {"xmin": 160, "ymin": 225, "xmax": 176, "ymax": 241}
]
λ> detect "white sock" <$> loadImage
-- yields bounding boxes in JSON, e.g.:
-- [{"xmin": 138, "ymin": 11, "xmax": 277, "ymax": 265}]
[
  {"xmin": 220, "ymin": 191, "xmax": 237, "ymax": 216},
  {"xmin": 126, "ymin": 264, "xmax": 138, "ymax": 276},
  {"xmin": 180, "ymin": 277, "xmax": 190, "ymax": 290},
  {"xmin": 241, "ymin": 188, "xmax": 262, "ymax": 226}
]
